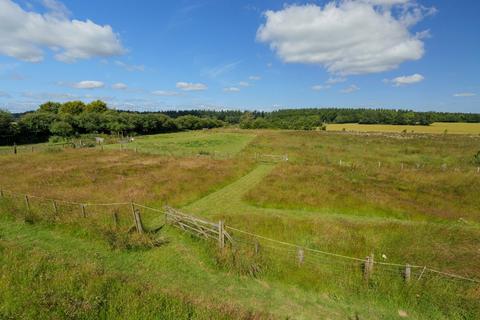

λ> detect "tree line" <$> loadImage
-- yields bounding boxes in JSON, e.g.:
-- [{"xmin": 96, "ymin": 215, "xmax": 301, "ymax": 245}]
[
  {"xmin": 1, "ymin": 102, "xmax": 479, "ymax": 145},
  {"xmin": 0, "ymin": 101, "xmax": 223, "ymax": 145},
  {"xmin": 238, "ymin": 108, "xmax": 480, "ymax": 130}
]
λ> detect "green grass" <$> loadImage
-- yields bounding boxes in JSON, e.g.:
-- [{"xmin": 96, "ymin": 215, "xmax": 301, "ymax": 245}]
[
  {"xmin": 104, "ymin": 130, "xmax": 256, "ymax": 157},
  {"xmin": 327, "ymin": 122, "xmax": 480, "ymax": 135},
  {"xmin": 0, "ymin": 205, "xmax": 402, "ymax": 320},
  {"xmin": 1, "ymin": 129, "xmax": 479, "ymax": 319}
]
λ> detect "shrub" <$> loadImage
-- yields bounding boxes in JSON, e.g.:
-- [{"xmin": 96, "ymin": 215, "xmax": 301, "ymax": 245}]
[{"xmin": 474, "ymin": 151, "xmax": 480, "ymax": 165}]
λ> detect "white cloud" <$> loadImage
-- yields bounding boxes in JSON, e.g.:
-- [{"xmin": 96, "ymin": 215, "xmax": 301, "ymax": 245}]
[
  {"xmin": 151, "ymin": 90, "xmax": 182, "ymax": 96},
  {"xmin": 204, "ymin": 61, "xmax": 241, "ymax": 78},
  {"xmin": 0, "ymin": 0, "xmax": 124, "ymax": 62},
  {"xmin": 112, "ymin": 83, "xmax": 128, "ymax": 90},
  {"xmin": 21, "ymin": 91, "xmax": 78, "ymax": 100},
  {"xmin": 340, "ymin": 84, "xmax": 359, "ymax": 93},
  {"xmin": 176, "ymin": 82, "xmax": 207, "ymax": 91},
  {"xmin": 114, "ymin": 60, "xmax": 145, "ymax": 72},
  {"xmin": 238, "ymin": 81, "xmax": 250, "ymax": 87},
  {"xmin": 388, "ymin": 73, "xmax": 424, "ymax": 86},
  {"xmin": 249, "ymin": 75, "xmax": 261, "ymax": 80},
  {"xmin": 257, "ymin": 1, "xmax": 435, "ymax": 75},
  {"xmin": 311, "ymin": 84, "xmax": 330, "ymax": 91},
  {"xmin": 453, "ymin": 92, "xmax": 476, "ymax": 97},
  {"xmin": 223, "ymin": 87, "xmax": 240, "ymax": 93},
  {"xmin": 72, "ymin": 80, "xmax": 104, "ymax": 89},
  {"xmin": 41, "ymin": 0, "xmax": 70, "ymax": 19},
  {"xmin": 326, "ymin": 77, "xmax": 346, "ymax": 84}
]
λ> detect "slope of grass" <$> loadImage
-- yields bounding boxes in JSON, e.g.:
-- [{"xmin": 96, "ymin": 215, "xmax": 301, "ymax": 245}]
[{"xmin": 0, "ymin": 206, "xmax": 406, "ymax": 320}]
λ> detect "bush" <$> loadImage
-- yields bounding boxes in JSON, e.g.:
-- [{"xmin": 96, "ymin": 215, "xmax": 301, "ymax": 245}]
[{"xmin": 474, "ymin": 151, "xmax": 480, "ymax": 165}]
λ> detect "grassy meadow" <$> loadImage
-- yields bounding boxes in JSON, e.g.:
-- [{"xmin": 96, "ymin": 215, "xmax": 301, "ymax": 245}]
[{"xmin": 1, "ymin": 127, "xmax": 479, "ymax": 319}]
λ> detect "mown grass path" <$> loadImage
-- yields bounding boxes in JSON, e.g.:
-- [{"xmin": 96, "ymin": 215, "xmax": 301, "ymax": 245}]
[
  {"xmin": 184, "ymin": 163, "xmax": 276, "ymax": 215},
  {"xmin": 183, "ymin": 163, "xmax": 431, "ymax": 224}
]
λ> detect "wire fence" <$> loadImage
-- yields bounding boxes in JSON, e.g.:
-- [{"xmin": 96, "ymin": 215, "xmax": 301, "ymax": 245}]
[{"xmin": 0, "ymin": 187, "xmax": 478, "ymax": 288}]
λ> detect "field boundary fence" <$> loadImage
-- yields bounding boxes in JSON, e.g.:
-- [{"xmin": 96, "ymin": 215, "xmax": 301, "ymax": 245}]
[{"xmin": 0, "ymin": 187, "xmax": 478, "ymax": 287}]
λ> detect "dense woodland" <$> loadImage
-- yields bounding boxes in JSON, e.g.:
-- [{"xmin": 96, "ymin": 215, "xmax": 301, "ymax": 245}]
[{"xmin": 1, "ymin": 101, "xmax": 480, "ymax": 145}]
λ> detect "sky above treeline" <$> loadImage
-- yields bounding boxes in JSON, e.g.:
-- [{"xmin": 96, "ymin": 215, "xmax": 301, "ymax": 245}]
[{"xmin": 0, "ymin": 0, "xmax": 479, "ymax": 113}]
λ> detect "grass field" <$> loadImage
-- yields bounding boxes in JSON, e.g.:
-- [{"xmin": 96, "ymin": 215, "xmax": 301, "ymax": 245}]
[
  {"xmin": 1, "ymin": 128, "xmax": 479, "ymax": 319},
  {"xmin": 105, "ymin": 130, "xmax": 256, "ymax": 157},
  {"xmin": 327, "ymin": 122, "xmax": 480, "ymax": 134}
]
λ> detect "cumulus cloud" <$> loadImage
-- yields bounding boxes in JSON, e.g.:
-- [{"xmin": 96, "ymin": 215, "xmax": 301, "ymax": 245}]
[
  {"xmin": 388, "ymin": 73, "xmax": 424, "ymax": 86},
  {"xmin": 223, "ymin": 87, "xmax": 240, "ymax": 93},
  {"xmin": 249, "ymin": 75, "xmax": 261, "ymax": 80},
  {"xmin": 238, "ymin": 81, "xmax": 250, "ymax": 87},
  {"xmin": 72, "ymin": 80, "xmax": 104, "ymax": 89},
  {"xmin": 0, "ymin": 0, "xmax": 124, "ymax": 62},
  {"xmin": 257, "ymin": 1, "xmax": 435, "ymax": 75},
  {"xmin": 151, "ymin": 90, "xmax": 182, "ymax": 96},
  {"xmin": 112, "ymin": 83, "xmax": 128, "ymax": 90},
  {"xmin": 340, "ymin": 84, "xmax": 359, "ymax": 93},
  {"xmin": 453, "ymin": 92, "xmax": 476, "ymax": 97},
  {"xmin": 176, "ymin": 82, "xmax": 207, "ymax": 91}
]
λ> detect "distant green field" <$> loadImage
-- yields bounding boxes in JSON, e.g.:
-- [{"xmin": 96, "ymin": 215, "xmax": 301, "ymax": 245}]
[
  {"xmin": 105, "ymin": 130, "xmax": 256, "ymax": 156},
  {"xmin": 327, "ymin": 122, "xmax": 480, "ymax": 134}
]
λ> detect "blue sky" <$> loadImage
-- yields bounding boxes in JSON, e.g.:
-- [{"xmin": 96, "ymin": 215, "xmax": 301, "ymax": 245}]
[{"xmin": 0, "ymin": 0, "xmax": 479, "ymax": 113}]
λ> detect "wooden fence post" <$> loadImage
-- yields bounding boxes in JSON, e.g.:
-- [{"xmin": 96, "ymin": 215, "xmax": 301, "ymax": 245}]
[
  {"xmin": 112, "ymin": 211, "xmax": 119, "ymax": 228},
  {"xmin": 297, "ymin": 248, "xmax": 304, "ymax": 266},
  {"xmin": 218, "ymin": 220, "xmax": 225, "ymax": 249},
  {"xmin": 0, "ymin": 188, "xmax": 3, "ymax": 198},
  {"xmin": 31, "ymin": 146, "xmax": 34, "ymax": 153},
  {"xmin": 24, "ymin": 195, "xmax": 30, "ymax": 211},
  {"xmin": 364, "ymin": 254, "xmax": 374, "ymax": 280},
  {"xmin": 13, "ymin": 143, "xmax": 17, "ymax": 154},
  {"xmin": 254, "ymin": 240, "xmax": 260, "ymax": 255},
  {"xmin": 404, "ymin": 264, "xmax": 411, "ymax": 283},
  {"xmin": 52, "ymin": 200, "xmax": 58, "ymax": 215},
  {"xmin": 80, "ymin": 204, "xmax": 86, "ymax": 218},
  {"xmin": 131, "ymin": 203, "xmax": 144, "ymax": 233}
]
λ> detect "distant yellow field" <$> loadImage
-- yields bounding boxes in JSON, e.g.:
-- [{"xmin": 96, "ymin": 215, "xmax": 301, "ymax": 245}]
[{"xmin": 326, "ymin": 122, "xmax": 480, "ymax": 134}]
